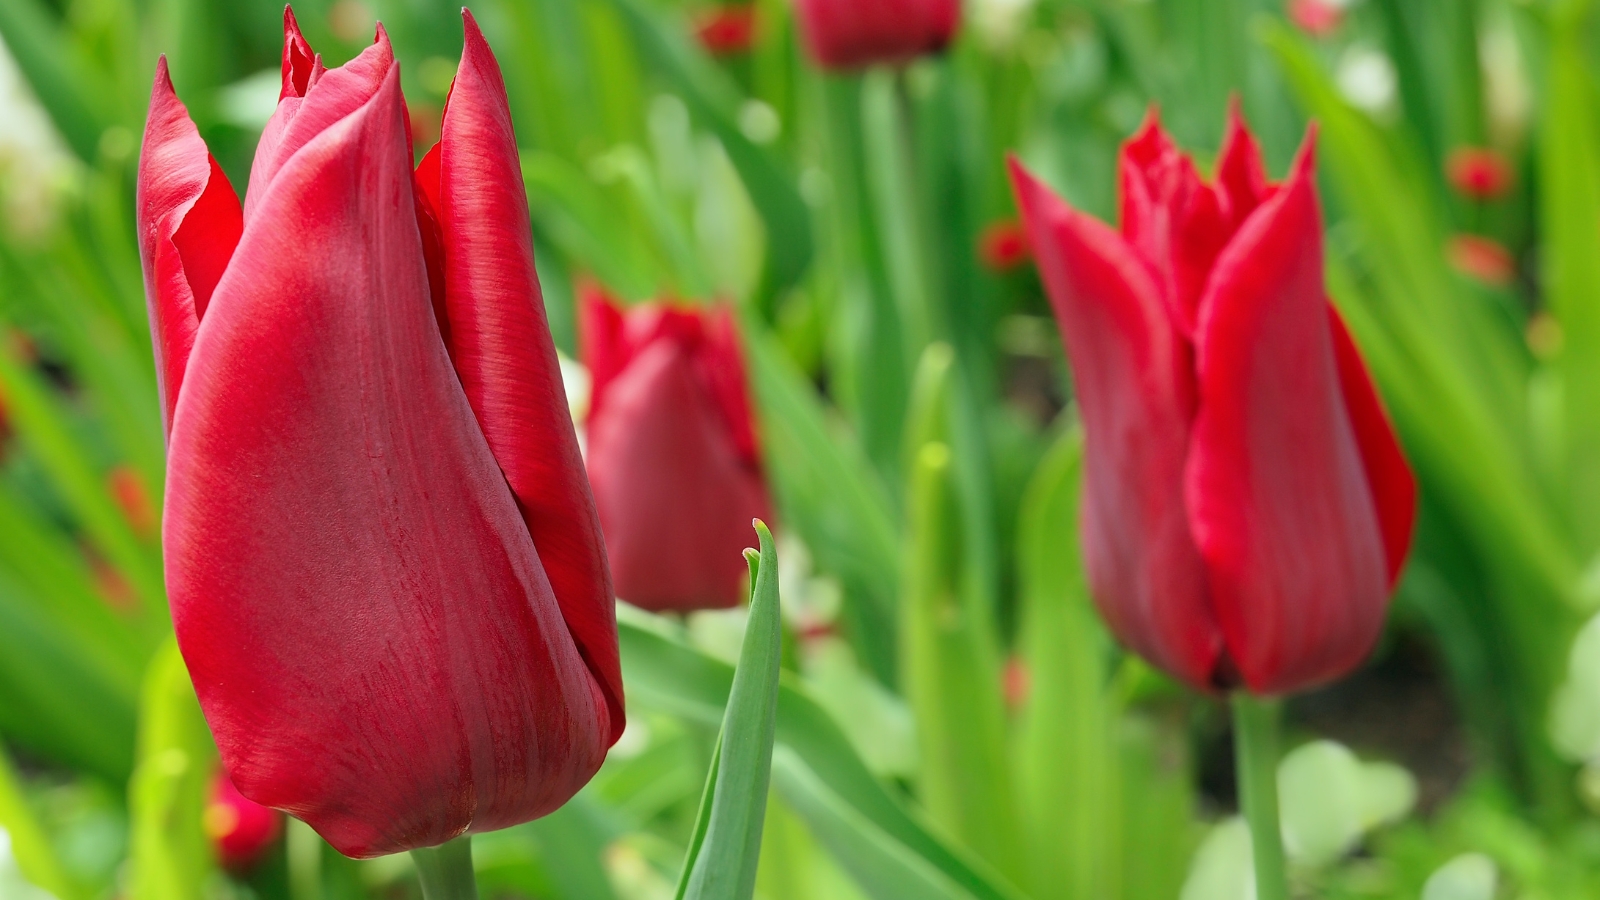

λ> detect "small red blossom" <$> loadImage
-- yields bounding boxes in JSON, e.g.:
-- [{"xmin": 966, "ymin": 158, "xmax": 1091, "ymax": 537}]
[
  {"xmin": 205, "ymin": 771, "xmax": 283, "ymax": 871},
  {"xmin": 695, "ymin": 6, "xmax": 757, "ymax": 57},
  {"xmin": 1002, "ymin": 656, "xmax": 1032, "ymax": 710},
  {"xmin": 1446, "ymin": 147, "xmax": 1514, "ymax": 201},
  {"xmin": 1447, "ymin": 234, "xmax": 1516, "ymax": 287},
  {"xmin": 1288, "ymin": 0, "xmax": 1343, "ymax": 37},
  {"xmin": 979, "ymin": 220, "xmax": 1032, "ymax": 272},
  {"xmin": 107, "ymin": 465, "xmax": 159, "ymax": 539}
]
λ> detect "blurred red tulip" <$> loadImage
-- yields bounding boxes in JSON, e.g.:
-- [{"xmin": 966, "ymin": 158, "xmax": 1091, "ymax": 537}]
[
  {"xmin": 979, "ymin": 220, "xmax": 1032, "ymax": 272},
  {"xmin": 107, "ymin": 465, "xmax": 158, "ymax": 539},
  {"xmin": 1446, "ymin": 147, "xmax": 1514, "ymax": 201},
  {"xmin": 1002, "ymin": 656, "xmax": 1031, "ymax": 710},
  {"xmin": 137, "ymin": 9, "xmax": 622, "ymax": 857},
  {"xmin": 793, "ymin": 0, "xmax": 961, "ymax": 71},
  {"xmin": 1288, "ymin": 0, "xmax": 1343, "ymax": 37},
  {"xmin": 1447, "ymin": 234, "xmax": 1516, "ymax": 287},
  {"xmin": 696, "ymin": 6, "xmax": 757, "ymax": 56},
  {"xmin": 582, "ymin": 288, "xmax": 773, "ymax": 612},
  {"xmin": 205, "ymin": 771, "xmax": 283, "ymax": 871},
  {"xmin": 1009, "ymin": 108, "xmax": 1416, "ymax": 696}
]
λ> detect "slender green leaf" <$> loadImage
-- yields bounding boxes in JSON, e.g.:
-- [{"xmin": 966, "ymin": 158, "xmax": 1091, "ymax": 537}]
[
  {"xmin": 0, "ymin": 741, "xmax": 79, "ymax": 900},
  {"xmin": 677, "ymin": 522, "xmax": 782, "ymax": 900}
]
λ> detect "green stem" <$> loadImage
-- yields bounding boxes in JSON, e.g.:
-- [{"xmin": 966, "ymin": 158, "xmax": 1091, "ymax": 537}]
[
  {"xmin": 411, "ymin": 835, "xmax": 477, "ymax": 900},
  {"xmin": 1232, "ymin": 693, "xmax": 1289, "ymax": 900}
]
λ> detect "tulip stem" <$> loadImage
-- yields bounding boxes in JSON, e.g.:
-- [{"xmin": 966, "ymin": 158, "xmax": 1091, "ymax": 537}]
[
  {"xmin": 1232, "ymin": 693, "xmax": 1289, "ymax": 900},
  {"xmin": 412, "ymin": 835, "xmax": 477, "ymax": 900}
]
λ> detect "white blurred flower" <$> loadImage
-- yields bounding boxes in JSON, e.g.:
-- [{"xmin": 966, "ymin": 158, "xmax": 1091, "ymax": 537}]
[
  {"xmin": 972, "ymin": 0, "xmax": 1038, "ymax": 50},
  {"xmin": 0, "ymin": 829, "xmax": 59, "ymax": 900},
  {"xmin": 0, "ymin": 38, "xmax": 77, "ymax": 238},
  {"xmin": 1336, "ymin": 46, "xmax": 1397, "ymax": 117}
]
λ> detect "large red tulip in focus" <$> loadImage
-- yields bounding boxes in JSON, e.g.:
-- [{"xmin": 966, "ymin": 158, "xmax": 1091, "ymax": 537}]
[
  {"xmin": 137, "ymin": 10, "xmax": 624, "ymax": 857},
  {"xmin": 582, "ymin": 289, "xmax": 773, "ymax": 612},
  {"xmin": 792, "ymin": 0, "xmax": 960, "ymax": 71},
  {"xmin": 1008, "ymin": 108, "xmax": 1416, "ymax": 696}
]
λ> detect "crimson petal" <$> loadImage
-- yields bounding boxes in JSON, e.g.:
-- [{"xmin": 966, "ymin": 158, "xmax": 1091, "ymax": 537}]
[
  {"xmin": 1009, "ymin": 157, "xmax": 1222, "ymax": 690},
  {"xmin": 425, "ymin": 10, "xmax": 623, "ymax": 743},
  {"xmin": 1328, "ymin": 306, "xmax": 1416, "ymax": 589},
  {"xmin": 1186, "ymin": 146, "xmax": 1390, "ymax": 696},
  {"xmin": 136, "ymin": 57, "xmax": 242, "ymax": 436},
  {"xmin": 167, "ymin": 66, "xmax": 608, "ymax": 857}
]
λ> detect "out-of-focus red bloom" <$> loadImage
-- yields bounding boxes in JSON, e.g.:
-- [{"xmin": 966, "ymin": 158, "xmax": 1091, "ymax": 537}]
[
  {"xmin": 793, "ymin": 0, "xmax": 961, "ymax": 71},
  {"xmin": 1288, "ymin": 0, "xmax": 1343, "ymax": 38},
  {"xmin": 205, "ymin": 771, "xmax": 283, "ymax": 871},
  {"xmin": 1446, "ymin": 147, "xmax": 1514, "ymax": 201},
  {"xmin": 695, "ymin": 6, "xmax": 757, "ymax": 57},
  {"xmin": 1002, "ymin": 656, "xmax": 1031, "ymax": 710},
  {"xmin": 137, "ymin": 9, "xmax": 623, "ymax": 857},
  {"xmin": 979, "ymin": 220, "xmax": 1032, "ymax": 272},
  {"xmin": 581, "ymin": 288, "xmax": 773, "ymax": 612},
  {"xmin": 407, "ymin": 99, "xmax": 442, "ymax": 153},
  {"xmin": 1447, "ymin": 234, "xmax": 1516, "ymax": 287},
  {"xmin": 1008, "ymin": 107, "xmax": 1416, "ymax": 696},
  {"xmin": 83, "ymin": 544, "xmax": 137, "ymax": 612},
  {"xmin": 107, "ymin": 465, "xmax": 158, "ymax": 539}
]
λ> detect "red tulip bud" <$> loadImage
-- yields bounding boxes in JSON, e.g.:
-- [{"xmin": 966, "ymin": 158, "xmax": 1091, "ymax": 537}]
[
  {"xmin": 793, "ymin": 0, "xmax": 961, "ymax": 71},
  {"xmin": 1446, "ymin": 234, "xmax": 1516, "ymax": 287},
  {"xmin": 205, "ymin": 771, "xmax": 283, "ymax": 871},
  {"xmin": 978, "ymin": 220, "xmax": 1032, "ymax": 272},
  {"xmin": 107, "ymin": 465, "xmax": 158, "ymax": 539},
  {"xmin": 1009, "ymin": 106, "xmax": 1416, "ymax": 696},
  {"xmin": 695, "ymin": 6, "xmax": 758, "ymax": 57},
  {"xmin": 1445, "ymin": 147, "xmax": 1514, "ymax": 201},
  {"xmin": 1288, "ymin": 0, "xmax": 1343, "ymax": 38},
  {"xmin": 137, "ymin": 9, "xmax": 622, "ymax": 857},
  {"xmin": 582, "ymin": 288, "xmax": 774, "ymax": 612}
]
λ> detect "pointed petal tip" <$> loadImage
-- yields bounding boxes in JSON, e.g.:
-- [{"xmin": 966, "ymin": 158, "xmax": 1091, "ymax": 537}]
[{"xmin": 1289, "ymin": 123, "xmax": 1320, "ymax": 182}]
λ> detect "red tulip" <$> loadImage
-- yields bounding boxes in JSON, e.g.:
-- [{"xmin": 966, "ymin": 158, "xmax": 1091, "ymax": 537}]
[
  {"xmin": 1008, "ymin": 108, "xmax": 1416, "ymax": 696},
  {"xmin": 581, "ymin": 288, "xmax": 773, "ymax": 612},
  {"xmin": 1446, "ymin": 234, "xmax": 1516, "ymax": 287},
  {"xmin": 695, "ymin": 6, "xmax": 758, "ymax": 57},
  {"xmin": 978, "ymin": 219, "xmax": 1032, "ymax": 272},
  {"xmin": 137, "ymin": 10, "xmax": 623, "ymax": 857},
  {"xmin": 1445, "ymin": 147, "xmax": 1514, "ymax": 201},
  {"xmin": 205, "ymin": 771, "xmax": 283, "ymax": 871},
  {"xmin": 793, "ymin": 0, "xmax": 961, "ymax": 71},
  {"xmin": 1288, "ymin": 0, "xmax": 1343, "ymax": 38}
]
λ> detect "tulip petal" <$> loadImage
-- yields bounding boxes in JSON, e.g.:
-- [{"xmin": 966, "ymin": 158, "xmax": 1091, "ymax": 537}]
[
  {"xmin": 136, "ymin": 57, "xmax": 242, "ymax": 436},
  {"xmin": 1216, "ymin": 100, "xmax": 1273, "ymax": 226},
  {"xmin": 246, "ymin": 23, "xmax": 389, "ymax": 222},
  {"xmin": 167, "ymin": 67, "xmax": 608, "ymax": 857},
  {"xmin": 586, "ymin": 338, "xmax": 773, "ymax": 611},
  {"xmin": 1327, "ymin": 307, "xmax": 1416, "ymax": 589},
  {"xmin": 1118, "ymin": 113, "xmax": 1231, "ymax": 336},
  {"xmin": 423, "ymin": 11, "xmax": 623, "ymax": 742},
  {"xmin": 1186, "ymin": 151, "xmax": 1390, "ymax": 696},
  {"xmin": 1009, "ymin": 158, "xmax": 1221, "ymax": 690}
]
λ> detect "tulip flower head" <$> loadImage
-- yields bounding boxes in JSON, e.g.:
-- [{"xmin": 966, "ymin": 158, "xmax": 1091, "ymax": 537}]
[
  {"xmin": 582, "ymin": 289, "xmax": 774, "ymax": 613},
  {"xmin": 1447, "ymin": 234, "xmax": 1516, "ymax": 287},
  {"xmin": 1446, "ymin": 147, "xmax": 1514, "ymax": 201},
  {"xmin": 205, "ymin": 771, "xmax": 283, "ymax": 871},
  {"xmin": 138, "ymin": 9, "xmax": 623, "ymax": 857},
  {"xmin": 1288, "ymin": 0, "xmax": 1343, "ymax": 38},
  {"xmin": 1008, "ymin": 107, "xmax": 1416, "ymax": 696},
  {"xmin": 978, "ymin": 219, "xmax": 1032, "ymax": 272},
  {"xmin": 695, "ymin": 6, "xmax": 758, "ymax": 57},
  {"xmin": 793, "ymin": 0, "xmax": 961, "ymax": 70}
]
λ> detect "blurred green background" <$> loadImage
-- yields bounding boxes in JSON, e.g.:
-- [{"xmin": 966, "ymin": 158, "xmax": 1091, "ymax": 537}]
[{"xmin": 3, "ymin": 0, "xmax": 1600, "ymax": 897}]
